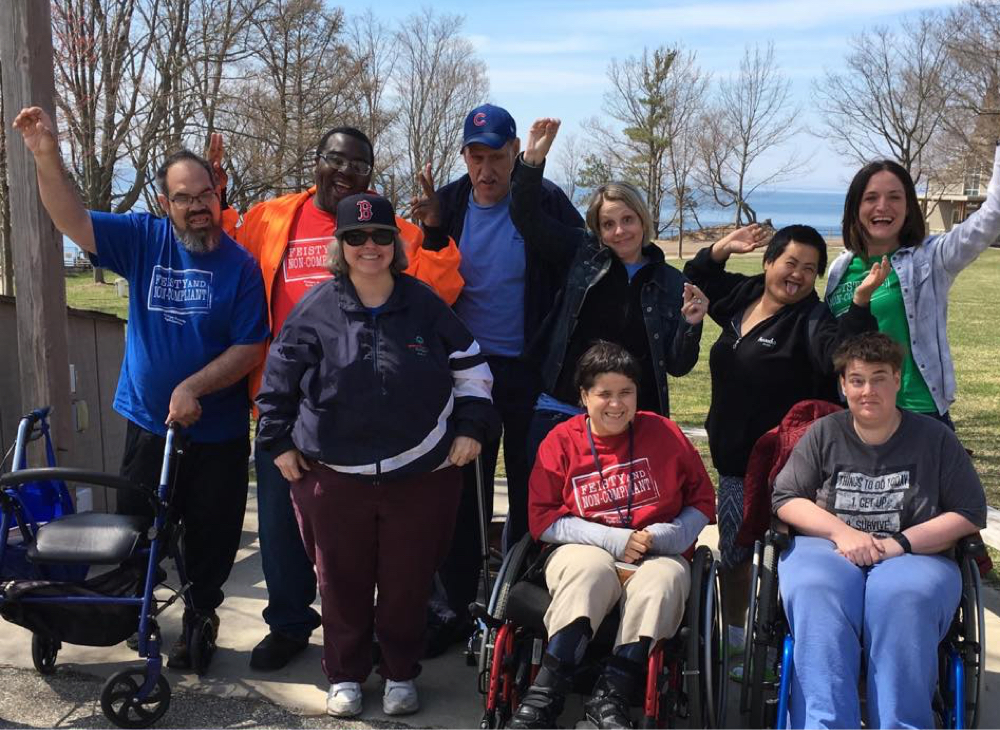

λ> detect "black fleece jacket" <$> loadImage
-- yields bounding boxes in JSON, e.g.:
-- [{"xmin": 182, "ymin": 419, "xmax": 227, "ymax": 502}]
[{"xmin": 684, "ymin": 245, "xmax": 877, "ymax": 477}]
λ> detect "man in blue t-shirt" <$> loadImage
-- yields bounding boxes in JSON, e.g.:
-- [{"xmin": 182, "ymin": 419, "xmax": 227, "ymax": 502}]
[
  {"xmin": 414, "ymin": 104, "xmax": 584, "ymax": 653},
  {"xmin": 14, "ymin": 107, "xmax": 269, "ymax": 671}
]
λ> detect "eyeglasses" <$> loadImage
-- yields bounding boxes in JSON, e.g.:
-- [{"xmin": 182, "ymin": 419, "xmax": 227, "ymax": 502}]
[
  {"xmin": 316, "ymin": 151, "xmax": 372, "ymax": 176},
  {"xmin": 342, "ymin": 229, "xmax": 395, "ymax": 246},
  {"xmin": 169, "ymin": 190, "xmax": 218, "ymax": 208}
]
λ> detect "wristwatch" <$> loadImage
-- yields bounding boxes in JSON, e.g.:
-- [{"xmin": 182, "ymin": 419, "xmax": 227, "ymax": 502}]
[{"xmin": 891, "ymin": 532, "xmax": 912, "ymax": 554}]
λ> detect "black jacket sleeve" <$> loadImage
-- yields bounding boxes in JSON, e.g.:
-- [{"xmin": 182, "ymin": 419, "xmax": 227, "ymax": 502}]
[
  {"xmin": 510, "ymin": 155, "xmax": 586, "ymax": 268},
  {"xmin": 806, "ymin": 300, "xmax": 878, "ymax": 377},
  {"xmin": 665, "ymin": 319, "xmax": 703, "ymax": 377},
  {"xmin": 682, "ymin": 244, "xmax": 750, "ymax": 318},
  {"xmin": 255, "ymin": 307, "xmax": 321, "ymax": 456}
]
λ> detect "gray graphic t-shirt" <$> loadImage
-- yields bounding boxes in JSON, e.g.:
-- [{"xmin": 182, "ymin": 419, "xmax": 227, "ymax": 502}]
[{"xmin": 772, "ymin": 410, "xmax": 986, "ymax": 536}]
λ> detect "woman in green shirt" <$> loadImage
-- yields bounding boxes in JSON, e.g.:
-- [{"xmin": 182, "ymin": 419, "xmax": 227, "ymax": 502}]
[{"xmin": 825, "ymin": 144, "xmax": 1000, "ymax": 425}]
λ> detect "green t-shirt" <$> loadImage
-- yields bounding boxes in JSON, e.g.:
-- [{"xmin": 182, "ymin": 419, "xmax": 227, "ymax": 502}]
[{"xmin": 827, "ymin": 253, "xmax": 937, "ymax": 413}]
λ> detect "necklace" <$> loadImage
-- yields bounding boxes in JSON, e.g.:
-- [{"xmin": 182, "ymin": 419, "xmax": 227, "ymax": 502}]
[{"xmin": 585, "ymin": 418, "xmax": 636, "ymax": 528}]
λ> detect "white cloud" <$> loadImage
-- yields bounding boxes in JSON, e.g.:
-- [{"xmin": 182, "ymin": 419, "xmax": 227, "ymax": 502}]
[{"xmin": 577, "ymin": 0, "xmax": 962, "ymax": 32}]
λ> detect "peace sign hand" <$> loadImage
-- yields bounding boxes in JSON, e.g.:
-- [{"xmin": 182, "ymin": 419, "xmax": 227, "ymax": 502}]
[
  {"xmin": 681, "ymin": 282, "xmax": 709, "ymax": 325},
  {"xmin": 524, "ymin": 118, "xmax": 561, "ymax": 166},
  {"xmin": 206, "ymin": 132, "xmax": 228, "ymax": 191},
  {"xmin": 853, "ymin": 256, "xmax": 891, "ymax": 305},
  {"xmin": 409, "ymin": 163, "xmax": 441, "ymax": 227}
]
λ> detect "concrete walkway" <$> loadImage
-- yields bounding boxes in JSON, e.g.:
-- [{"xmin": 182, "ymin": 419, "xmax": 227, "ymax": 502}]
[{"xmin": 1, "ymin": 483, "xmax": 999, "ymax": 728}]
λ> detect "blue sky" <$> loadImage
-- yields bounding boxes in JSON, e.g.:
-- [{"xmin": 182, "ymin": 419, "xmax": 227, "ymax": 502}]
[{"xmin": 335, "ymin": 0, "xmax": 963, "ymax": 192}]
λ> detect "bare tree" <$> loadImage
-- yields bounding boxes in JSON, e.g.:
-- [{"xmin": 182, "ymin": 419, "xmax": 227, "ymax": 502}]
[
  {"xmin": 594, "ymin": 46, "xmax": 678, "ymax": 232},
  {"xmin": 392, "ymin": 8, "xmax": 488, "ymax": 202},
  {"xmin": 554, "ymin": 131, "xmax": 584, "ymax": 205},
  {"xmin": 698, "ymin": 42, "xmax": 803, "ymax": 224},
  {"xmin": 345, "ymin": 10, "xmax": 402, "ymax": 203},
  {"xmin": 659, "ymin": 50, "xmax": 708, "ymax": 255},
  {"xmin": 813, "ymin": 14, "xmax": 953, "ymax": 181},
  {"xmin": 51, "ymin": 0, "xmax": 191, "ymax": 281}
]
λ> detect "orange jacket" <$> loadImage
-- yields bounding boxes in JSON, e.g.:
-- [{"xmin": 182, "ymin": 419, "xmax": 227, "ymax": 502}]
[{"xmin": 221, "ymin": 187, "xmax": 463, "ymax": 399}]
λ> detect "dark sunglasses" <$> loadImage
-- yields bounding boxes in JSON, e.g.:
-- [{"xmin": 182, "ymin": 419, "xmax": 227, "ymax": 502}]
[{"xmin": 342, "ymin": 229, "xmax": 395, "ymax": 246}]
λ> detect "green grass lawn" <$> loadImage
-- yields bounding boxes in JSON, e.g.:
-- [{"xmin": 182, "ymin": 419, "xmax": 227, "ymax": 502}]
[{"xmin": 65, "ymin": 250, "xmax": 1000, "ymax": 507}]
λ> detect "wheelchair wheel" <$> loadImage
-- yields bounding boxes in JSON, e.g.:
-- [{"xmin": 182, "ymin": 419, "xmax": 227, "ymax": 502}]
[
  {"xmin": 480, "ymin": 533, "xmax": 535, "ymax": 728},
  {"xmin": 190, "ymin": 614, "xmax": 218, "ymax": 676},
  {"xmin": 702, "ymin": 555, "xmax": 727, "ymax": 728},
  {"xmin": 31, "ymin": 633, "xmax": 60, "ymax": 675},
  {"xmin": 747, "ymin": 538, "xmax": 780, "ymax": 729},
  {"xmin": 100, "ymin": 668, "xmax": 171, "ymax": 728},
  {"xmin": 960, "ymin": 555, "xmax": 985, "ymax": 729}
]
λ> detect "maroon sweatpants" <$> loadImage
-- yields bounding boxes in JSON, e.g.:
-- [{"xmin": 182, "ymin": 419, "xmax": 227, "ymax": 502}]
[{"xmin": 290, "ymin": 464, "xmax": 462, "ymax": 683}]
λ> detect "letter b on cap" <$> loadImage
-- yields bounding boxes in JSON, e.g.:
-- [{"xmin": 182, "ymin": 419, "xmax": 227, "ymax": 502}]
[{"xmin": 357, "ymin": 200, "xmax": 373, "ymax": 221}]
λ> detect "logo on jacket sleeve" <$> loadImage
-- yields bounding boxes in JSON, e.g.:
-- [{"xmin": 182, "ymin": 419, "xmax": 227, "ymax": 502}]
[{"xmin": 357, "ymin": 200, "xmax": 373, "ymax": 221}]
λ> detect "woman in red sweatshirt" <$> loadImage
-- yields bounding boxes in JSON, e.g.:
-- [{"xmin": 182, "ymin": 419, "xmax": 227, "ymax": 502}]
[{"xmin": 509, "ymin": 341, "xmax": 716, "ymax": 730}]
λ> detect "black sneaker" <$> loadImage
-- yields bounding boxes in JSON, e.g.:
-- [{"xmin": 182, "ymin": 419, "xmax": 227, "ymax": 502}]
[
  {"xmin": 167, "ymin": 611, "xmax": 219, "ymax": 670},
  {"xmin": 249, "ymin": 631, "xmax": 309, "ymax": 670},
  {"xmin": 508, "ymin": 685, "xmax": 566, "ymax": 729},
  {"xmin": 584, "ymin": 685, "xmax": 633, "ymax": 729}
]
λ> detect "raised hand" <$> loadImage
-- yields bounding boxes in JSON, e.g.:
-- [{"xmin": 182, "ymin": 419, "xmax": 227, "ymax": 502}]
[
  {"xmin": 681, "ymin": 282, "xmax": 709, "ymax": 325},
  {"xmin": 711, "ymin": 223, "xmax": 769, "ymax": 262},
  {"xmin": 12, "ymin": 107, "xmax": 58, "ymax": 156},
  {"xmin": 853, "ymin": 256, "xmax": 891, "ymax": 305},
  {"xmin": 524, "ymin": 118, "xmax": 561, "ymax": 166},
  {"xmin": 409, "ymin": 163, "xmax": 441, "ymax": 227},
  {"xmin": 206, "ymin": 132, "xmax": 228, "ymax": 191}
]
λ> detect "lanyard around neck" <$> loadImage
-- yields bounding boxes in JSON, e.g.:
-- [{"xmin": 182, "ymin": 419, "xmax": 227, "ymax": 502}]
[{"xmin": 585, "ymin": 417, "xmax": 636, "ymax": 528}]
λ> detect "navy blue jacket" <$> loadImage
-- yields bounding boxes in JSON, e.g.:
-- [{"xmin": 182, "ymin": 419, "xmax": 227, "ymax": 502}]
[
  {"xmin": 428, "ymin": 169, "xmax": 584, "ymax": 353},
  {"xmin": 255, "ymin": 274, "xmax": 500, "ymax": 481},
  {"xmin": 510, "ymin": 157, "xmax": 701, "ymax": 416}
]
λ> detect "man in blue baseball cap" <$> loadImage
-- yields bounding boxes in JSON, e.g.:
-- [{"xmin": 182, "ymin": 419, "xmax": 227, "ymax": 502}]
[{"xmin": 411, "ymin": 103, "xmax": 584, "ymax": 655}]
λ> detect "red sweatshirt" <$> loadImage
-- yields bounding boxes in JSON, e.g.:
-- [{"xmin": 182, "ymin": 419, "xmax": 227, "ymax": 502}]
[{"xmin": 529, "ymin": 412, "xmax": 716, "ymax": 542}]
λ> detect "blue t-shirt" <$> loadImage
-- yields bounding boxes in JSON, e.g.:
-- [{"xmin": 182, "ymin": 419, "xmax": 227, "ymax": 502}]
[
  {"xmin": 90, "ymin": 212, "xmax": 269, "ymax": 442},
  {"xmin": 453, "ymin": 193, "xmax": 526, "ymax": 357}
]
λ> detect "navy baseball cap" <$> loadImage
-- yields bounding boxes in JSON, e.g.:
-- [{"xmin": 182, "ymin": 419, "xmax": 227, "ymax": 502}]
[
  {"xmin": 463, "ymin": 104, "xmax": 517, "ymax": 150},
  {"xmin": 334, "ymin": 193, "xmax": 399, "ymax": 237}
]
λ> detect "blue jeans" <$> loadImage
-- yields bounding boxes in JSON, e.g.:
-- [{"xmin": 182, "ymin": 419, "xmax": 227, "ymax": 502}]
[
  {"xmin": 255, "ymin": 447, "xmax": 322, "ymax": 640},
  {"xmin": 778, "ymin": 536, "xmax": 960, "ymax": 729}
]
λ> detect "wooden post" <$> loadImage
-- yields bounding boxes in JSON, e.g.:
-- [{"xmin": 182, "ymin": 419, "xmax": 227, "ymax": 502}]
[{"xmin": 0, "ymin": 2, "xmax": 72, "ymax": 455}]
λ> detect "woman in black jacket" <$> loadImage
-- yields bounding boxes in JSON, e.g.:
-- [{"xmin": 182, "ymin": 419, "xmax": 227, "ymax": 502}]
[
  {"xmin": 512, "ymin": 119, "xmax": 708, "ymax": 499},
  {"xmin": 255, "ymin": 193, "xmax": 499, "ymax": 719},
  {"xmin": 683, "ymin": 223, "xmax": 886, "ymax": 671}
]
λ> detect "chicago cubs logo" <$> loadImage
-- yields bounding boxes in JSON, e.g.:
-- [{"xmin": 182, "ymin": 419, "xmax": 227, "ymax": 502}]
[
  {"xmin": 357, "ymin": 200, "xmax": 373, "ymax": 221},
  {"xmin": 473, "ymin": 112, "xmax": 487, "ymax": 127}
]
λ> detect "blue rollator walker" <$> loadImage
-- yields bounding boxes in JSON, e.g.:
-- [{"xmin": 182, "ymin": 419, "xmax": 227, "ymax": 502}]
[
  {"xmin": 0, "ymin": 409, "xmax": 211, "ymax": 728},
  {"xmin": 740, "ymin": 529, "xmax": 986, "ymax": 729}
]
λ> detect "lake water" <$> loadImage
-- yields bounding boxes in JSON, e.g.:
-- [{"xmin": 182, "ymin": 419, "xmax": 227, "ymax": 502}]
[{"xmin": 61, "ymin": 188, "xmax": 849, "ymax": 261}]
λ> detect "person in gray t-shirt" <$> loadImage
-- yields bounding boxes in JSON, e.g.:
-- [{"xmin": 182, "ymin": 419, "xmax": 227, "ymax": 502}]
[{"xmin": 770, "ymin": 332, "xmax": 985, "ymax": 729}]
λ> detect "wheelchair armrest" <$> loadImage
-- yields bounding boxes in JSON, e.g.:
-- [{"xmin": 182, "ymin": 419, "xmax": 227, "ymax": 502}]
[
  {"xmin": 766, "ymin": 518, "xmax": 792, "ymax": 550},
  {"xmin": 0, "ymin": 467, "xmax": 156, "ymax": 509},
  {"xmin": 957, "ymin": 534, "xmax": 986, "ymax": 560}
]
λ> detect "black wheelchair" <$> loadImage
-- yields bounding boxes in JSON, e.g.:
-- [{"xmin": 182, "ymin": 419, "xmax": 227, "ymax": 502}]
[
  {"xmin": 475, "ymin": 533, "xmax": 727, "ymax": 728},
  {"xmin": 740, "ymin": 530, "xmax": 986, "ymax": 729}
]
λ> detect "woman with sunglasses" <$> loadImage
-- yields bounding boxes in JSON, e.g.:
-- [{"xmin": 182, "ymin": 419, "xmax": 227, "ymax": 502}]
[
  {"xmin": 510, "ymin": 118, "xmax": 708, "ymax": 531},
  {"xmin": 256, "ymin": 193, "xmax": 500, "ymax": 719}
]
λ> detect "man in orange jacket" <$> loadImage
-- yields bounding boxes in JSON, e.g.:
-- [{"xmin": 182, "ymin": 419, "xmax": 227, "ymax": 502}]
[{"xmin": 212, "ymin": 127, "xmax": 463, "ymax": 670}]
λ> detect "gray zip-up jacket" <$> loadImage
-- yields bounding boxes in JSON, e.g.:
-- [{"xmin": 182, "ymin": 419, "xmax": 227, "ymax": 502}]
[{"xmin": 826, "ymin": 143, "xmax": 1000, "ymax": 415}]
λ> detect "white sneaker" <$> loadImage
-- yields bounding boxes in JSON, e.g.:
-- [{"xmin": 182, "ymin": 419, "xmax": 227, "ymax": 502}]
[
  {"xmin": 383, "ymin": 679, "xmax": 419, "ymax": 716},
  {"xmin": 326, "ymin": 682, "xmax": 362, "ymax": 717}
]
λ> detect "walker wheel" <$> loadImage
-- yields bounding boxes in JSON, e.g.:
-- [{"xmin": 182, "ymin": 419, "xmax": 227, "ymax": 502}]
[
  {"xmin": 190, "ymin": 614, "xmax": 218, "ymax": 676},
  {"xmin": 31, "ymin": 633, "xmax": 60, "ymax": 675},
  {"xmin": 100, "ymin": 668, "xmax": 171, "ymax": 728}
]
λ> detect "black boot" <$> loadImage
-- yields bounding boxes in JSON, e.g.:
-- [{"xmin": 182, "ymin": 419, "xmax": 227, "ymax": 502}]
[
  {"xmin": 584, "ymin": 663, "xmax": 639, "ymax": 729},
  {"xmin": 509, "ymin": 653, "xmax": 572, "ymax": 729}
]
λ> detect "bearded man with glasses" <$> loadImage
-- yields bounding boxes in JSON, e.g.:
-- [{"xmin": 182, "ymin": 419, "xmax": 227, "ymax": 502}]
[
  {"xmin": 12, "ymin": 106, "xmax": 270, "ymax": 672},
  {"xmin": 209, "ymin": 127, "xmax": 464, "ymax": 671}
]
